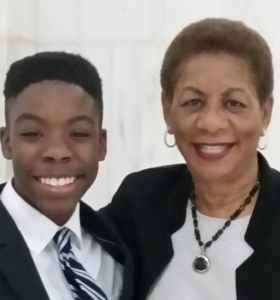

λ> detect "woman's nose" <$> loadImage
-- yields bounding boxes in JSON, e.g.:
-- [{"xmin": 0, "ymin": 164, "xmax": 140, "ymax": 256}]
[{"xmin": 196, "ymin": 106, "xmax": 227, "ymax": 133}]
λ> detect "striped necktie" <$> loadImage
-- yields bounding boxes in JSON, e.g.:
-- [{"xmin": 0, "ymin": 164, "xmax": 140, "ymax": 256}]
[{"xmin": 53, "ymin": 227, "xmax": 108, "ymax": 300}]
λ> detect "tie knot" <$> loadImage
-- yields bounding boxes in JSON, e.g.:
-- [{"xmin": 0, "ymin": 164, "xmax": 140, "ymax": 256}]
[{"xmin": 53, "ymin": 227, "xmax": 71, "ymax": 247}]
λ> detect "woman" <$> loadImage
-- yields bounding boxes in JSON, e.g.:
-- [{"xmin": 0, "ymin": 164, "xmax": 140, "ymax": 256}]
[{"xmin": 102, "ymin": 18, "xmax": 280, "ymax": 300}]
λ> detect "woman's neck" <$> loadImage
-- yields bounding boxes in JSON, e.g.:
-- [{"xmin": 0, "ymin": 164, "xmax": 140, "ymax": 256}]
[{"xmin": 192, "ymin": 161, "xmax": 259, "ymax": 219}]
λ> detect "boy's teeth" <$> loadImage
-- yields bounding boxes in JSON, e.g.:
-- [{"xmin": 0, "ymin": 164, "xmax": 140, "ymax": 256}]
[
  {"xmin": 39, "ymin": 177, "xmax": 76, "ymax": 186},
  {"xmin": 199, "ymin": 145, "xmax": 227, "ymax": 154}
]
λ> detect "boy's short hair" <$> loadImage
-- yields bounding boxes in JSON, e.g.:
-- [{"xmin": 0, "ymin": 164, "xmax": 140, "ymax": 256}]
[
  {"xmin": 160, "ymin": 18, "xmax": 273, "ymax": 104},
  {"xmin": 4, "ymin": 51, "xmax": 103, "ymax": 123}
]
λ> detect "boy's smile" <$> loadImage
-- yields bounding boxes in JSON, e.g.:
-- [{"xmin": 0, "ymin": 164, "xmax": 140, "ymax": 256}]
[
  {"xmin": 1, "ymin": 80, "xmax": 107, "ymax": 225},
  {"xmin": 38, "ymin": 176, "xmax": 76, "ymax": 186}
]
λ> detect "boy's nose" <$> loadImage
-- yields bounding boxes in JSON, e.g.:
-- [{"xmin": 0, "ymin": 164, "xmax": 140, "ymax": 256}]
[{"xmin": 42, "ymin": 138, "xmax": 72, "ymax": 162}]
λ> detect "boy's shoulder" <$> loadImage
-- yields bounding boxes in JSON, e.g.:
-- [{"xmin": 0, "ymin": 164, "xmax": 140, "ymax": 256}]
[
  {"xmin": 111, "ymin": 164, "xmax": 191, "ymax": 208},
  {"xmin": 120, "ymin": 163, "xmax": 190, "ymax": 189}
]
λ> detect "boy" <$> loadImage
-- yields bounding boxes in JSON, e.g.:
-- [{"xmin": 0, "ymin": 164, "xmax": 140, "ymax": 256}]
[{"xmin": 0, "ymin": 52, "xmax": 133, "ymax": 300}]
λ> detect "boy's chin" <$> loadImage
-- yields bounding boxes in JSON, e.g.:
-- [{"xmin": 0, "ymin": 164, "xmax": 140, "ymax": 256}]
[{"xmin": 36, "ymin": 200, "xmax": 79, "ymax": 225}]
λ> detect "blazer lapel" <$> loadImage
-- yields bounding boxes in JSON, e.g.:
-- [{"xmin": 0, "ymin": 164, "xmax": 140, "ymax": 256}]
[
  {"xmin": 138, "ymin": 166, "xmax": 191, "ymax": 299},
  {"xmin": 236, "ymin": 153, "xmax": 280, "ymax": 299},
  {"xmin": 0, "ymin": 201, "xmax": 49, "ymax": 300},
  {"xmin": 244, "ymin": 153, "xmax": 280, "ymax": 249}
]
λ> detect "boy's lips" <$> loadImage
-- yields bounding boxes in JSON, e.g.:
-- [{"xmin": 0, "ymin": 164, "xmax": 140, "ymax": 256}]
[
  {"xmin": 38, "ymin": 177, "xmax": 76, "ymax": 187},
  {"xmin": 34, "ymin": 173, "xmax": 83, "ymax": 189},
  {"xmin": 34, "ymin": 175, "xmax": 82, "ymax": 195}
]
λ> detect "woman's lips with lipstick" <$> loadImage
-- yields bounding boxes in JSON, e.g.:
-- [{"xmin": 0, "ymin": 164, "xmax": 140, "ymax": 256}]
[{"xmin": 193, "ymin": 143, "xmax": 235, "ymax": 160}]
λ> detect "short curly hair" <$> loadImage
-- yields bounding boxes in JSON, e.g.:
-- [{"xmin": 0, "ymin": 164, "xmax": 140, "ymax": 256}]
[
  {"xmin": 4, "ymin": 51, "xmax": 103, "ymax": 124},
  {"xmin": 160, "ymin": 18, "xmax": 273, "ymax": 104}
]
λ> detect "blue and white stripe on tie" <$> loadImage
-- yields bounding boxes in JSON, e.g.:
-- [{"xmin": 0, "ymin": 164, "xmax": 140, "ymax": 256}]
[{"xmin": 54, "ymin": 227, "xmax": 108, "ymax": 300}]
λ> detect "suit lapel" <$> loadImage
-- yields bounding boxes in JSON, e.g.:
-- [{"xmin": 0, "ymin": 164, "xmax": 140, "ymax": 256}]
[
  {"xmin": 80, "ymin": 202, "xmax": 135, "ymax": 300},
  {"xmin": 0, "ymin": 201, "xmax": 49, "ymax": 300},
  {"xmin": 80, "ymin": 201, "xmax": 125, "ymax": 263}
]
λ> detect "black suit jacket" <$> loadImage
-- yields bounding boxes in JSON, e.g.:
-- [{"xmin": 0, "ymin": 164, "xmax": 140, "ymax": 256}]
[
  {"xmin": 102, "ymin": 153, "xmax": 280, "ymax": 300},
  {"xmin": 0, "ymin": 183, "xmax": 134, "ymax": 300}
]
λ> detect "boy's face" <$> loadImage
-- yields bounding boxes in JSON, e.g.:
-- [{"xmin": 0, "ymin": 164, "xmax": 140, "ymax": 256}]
[{"xmin": 1, "ymin": 80, "xmax": 106, "ymax": 225}]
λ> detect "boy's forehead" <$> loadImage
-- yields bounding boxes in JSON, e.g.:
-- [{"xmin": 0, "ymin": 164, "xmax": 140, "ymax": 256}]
[
  {"xmin": 7, "ymin": 81, "xmax": 99, "ymax": 121},
  {"xmin": 16, "ymin": 79, "xmax": 87, "ymax": 97}
]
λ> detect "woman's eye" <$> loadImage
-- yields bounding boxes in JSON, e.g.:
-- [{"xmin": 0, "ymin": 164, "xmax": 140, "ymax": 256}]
[
  {"xmin": 181, "ymin": 99, "xmax": 204, "ymax": 113},
  {"xmin": 226, "ymin": 99, "xmax": 246, "ymax": 108},
  {"xmin": 184, "ymin": 99, "xmax": 203, "ymax": 107}
]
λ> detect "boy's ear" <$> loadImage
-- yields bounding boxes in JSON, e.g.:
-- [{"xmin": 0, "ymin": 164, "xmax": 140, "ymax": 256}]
[
  {"xmin": 0, "ymin": 127, "xmax": 12, "ymax": 160},
  {"xmin": 98, "ymin": 129, "xmax": 107, "ymax": 161}
]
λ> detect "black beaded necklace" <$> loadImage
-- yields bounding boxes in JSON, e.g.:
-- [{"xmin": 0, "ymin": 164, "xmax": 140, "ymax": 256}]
[{"xmin": 190, "ymin": 179, "xmax": 260, "ymax": 273}]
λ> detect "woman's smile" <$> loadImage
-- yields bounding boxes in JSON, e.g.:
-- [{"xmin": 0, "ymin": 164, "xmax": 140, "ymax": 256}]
[{"xmin": 193, "ymin": 143, "xmax": 235, "ymax": 160}]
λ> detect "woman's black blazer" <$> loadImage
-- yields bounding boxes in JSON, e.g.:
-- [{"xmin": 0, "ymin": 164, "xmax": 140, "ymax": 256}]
[{"xmin": 101, "ymin": 153, "xmax": 280, "ymax": 300}]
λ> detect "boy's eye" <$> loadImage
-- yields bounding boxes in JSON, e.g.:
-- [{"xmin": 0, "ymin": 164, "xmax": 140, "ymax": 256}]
[
  {"xmin": 70, "ymin": 132, "xmax": 90, "ymax": 138},
  {"xmin": 21, "ymin": 132, "xmax": 42, "ymax": 137}
]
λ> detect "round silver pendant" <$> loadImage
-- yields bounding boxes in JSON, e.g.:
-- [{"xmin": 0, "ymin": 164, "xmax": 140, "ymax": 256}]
[{"xmin": 193, "ymin": 253, "xmax": 210, "ymax": 273}]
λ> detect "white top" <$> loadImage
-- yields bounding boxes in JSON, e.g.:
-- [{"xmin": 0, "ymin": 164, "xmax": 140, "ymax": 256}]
[
  {"xmin": 148, "ymin": 201, "xmax": 253, "ymax": 300},
  {"xmin": 1, "ymin": 179, "xmax": 123, "ymax": 300}
]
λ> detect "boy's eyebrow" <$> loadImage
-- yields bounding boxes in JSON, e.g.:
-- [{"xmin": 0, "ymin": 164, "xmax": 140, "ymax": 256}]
[
  {"xmin": 67, "ymin": 115, "xmax": 95, "ymax": 125},
  {"xmin": 15, "ymin": 113, "xmax": 45, "ymax": 124},
  {"xmin": 15, "ymin": 114, "xmax": 96, "ymax": 125}
]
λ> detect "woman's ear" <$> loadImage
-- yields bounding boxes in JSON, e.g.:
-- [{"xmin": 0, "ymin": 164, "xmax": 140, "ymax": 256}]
[
  {"xmin": 0, "ymin": 127, "xmax": 12, "ymax": 160},
  {"xmin": 161, "ymin": 91, "xmax": 172, "ymax": 126}
]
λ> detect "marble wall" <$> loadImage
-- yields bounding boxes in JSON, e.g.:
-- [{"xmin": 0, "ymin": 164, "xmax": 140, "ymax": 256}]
[{"xmin": 1, "ymin": 0, "xmax": 280, "ymax": 208}]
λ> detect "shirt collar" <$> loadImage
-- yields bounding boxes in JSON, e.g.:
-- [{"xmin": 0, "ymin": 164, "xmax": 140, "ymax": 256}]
[{"xmin": 1, "ymin": 179, "xmax": 82, "ymax": 254}]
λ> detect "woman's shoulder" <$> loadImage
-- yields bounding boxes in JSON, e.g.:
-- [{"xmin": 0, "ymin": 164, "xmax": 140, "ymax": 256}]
[{"xmin": 258, "ymin": 152, "xmax": 280, "ymax": 184}]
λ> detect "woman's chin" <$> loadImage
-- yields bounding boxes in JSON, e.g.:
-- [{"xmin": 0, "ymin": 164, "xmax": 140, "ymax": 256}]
[{"xmin": 192, "ymin": 166, "xmax": 234, "ymax": 182}]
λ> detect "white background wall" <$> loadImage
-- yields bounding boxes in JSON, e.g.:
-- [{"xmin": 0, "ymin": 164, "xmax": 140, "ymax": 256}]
[{"xmin": 0, "ymin": 0, "xmax": 280, "ymax": 209}]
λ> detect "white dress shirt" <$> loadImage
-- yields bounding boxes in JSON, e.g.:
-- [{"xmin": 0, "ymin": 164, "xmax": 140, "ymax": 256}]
[{"xmin": 1, "ymin": 179, "xmax": 123, "ymax": 300}]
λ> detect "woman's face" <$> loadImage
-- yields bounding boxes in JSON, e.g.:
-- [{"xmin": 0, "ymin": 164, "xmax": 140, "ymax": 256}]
[{"xmin": 162, "ymin": 52, "xmax": 273, "ymax": 181}]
